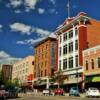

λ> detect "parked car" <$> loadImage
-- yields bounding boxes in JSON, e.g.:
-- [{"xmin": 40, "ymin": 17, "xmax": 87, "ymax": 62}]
[
  {"xmin": 54, "ymin": 88, "xmax": 64, "ymax": 96},
  {"xmin": 42, "ymin": 89, "xmax": 51, "ymax": 95},
  {"xmin": 86, "ymin": 87, "xmax": 100, "ymax": 98},
  {"xmin": 69, "ymin": 87, "xmax": 80, "ymax": 96},
  {"xmin": 5, "ymin": 87, "xmax": 18, "ymax": 98},
  {"xmin": 0, "ymin": 89, "xmax": 6, "ymax": 100}
]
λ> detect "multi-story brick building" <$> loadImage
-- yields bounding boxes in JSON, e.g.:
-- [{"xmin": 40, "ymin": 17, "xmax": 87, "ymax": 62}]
[
  {"xmin": 2, "ymin": 64, "xmax": 13, "ymax": 82},
  {"xmin": 55, "ymin": 12, "xmax": 100, "ymax": 91},
  {"xmin": 34, "ymin": 36, "xmax": 57, "ymax": 89},
  {"xmin": 12, "ymin": 56, "xmax": 34, "ymax": 86},
  {"xmin": 83, "ymin": 45, "xmax": 100, "ymax": 89}
]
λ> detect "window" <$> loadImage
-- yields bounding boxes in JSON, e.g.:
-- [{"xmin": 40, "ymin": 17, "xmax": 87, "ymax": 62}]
[
  {"xmin": 69, "ymin": 57, "xmax": 73, "ymax": 68},
  {"xmin": 69, "ymin": 30, "xmax": 73, "ymax": 39},
  {"xmin": 69, "ymin": 42, "xmax": 73, "ymax": 52},
  {"xmin": 41, "ymin": 71, "xmax": 43, "ymax": 77},
  {"xmin": 91, "ymin": 59, "xmax": 94, "ymax": 69},
  {"xmin": 63, "ymin": 33, "xmax": 67, "ymax": 41},
  {"xmin": 45, "ymin": 69, "xmax": 47, "ymax": 76},
  {"xmin": 60, "ymin": 36, "xmax": 62, "ymax": 43},
  {"xmin": 59, "ymin": 60, "xmax": 61, "ymax": 71},
  {"xmin": 98, "ymin": 57, "xmax": 100, "ymax": 68},
  {"xmin": 86, "ymin": 60, "xmax": 88, "ymax": 70},
  {"xmin": 59, "ymin": 47, "xmax": 61, "ymax": 56},
  {"xmin": 75, "ymin": 27, "xmax": 78, "ymax": 35},
  {"xmin": 63, "ymin": 58, "xmax": 67, "ymax": 70},
  {"xmin": 32, "ymin": 61, "xmax": 34, "ymax": 65},
  {"xmin": 63, "ymin": 44, "xmax": 67, "ymax": 55},
  {"xmin": 75, "ymin": 40, "xmax": 78, "ymax": 50},
  {"xmin": 75, "ymin": 55, "xmax": 78, "ymax": 67}
]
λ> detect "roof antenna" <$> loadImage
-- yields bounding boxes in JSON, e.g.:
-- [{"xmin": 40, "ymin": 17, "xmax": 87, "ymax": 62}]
[{"xmin": 67, "ymin": 0, "xmax": 70, "ymax": 18}]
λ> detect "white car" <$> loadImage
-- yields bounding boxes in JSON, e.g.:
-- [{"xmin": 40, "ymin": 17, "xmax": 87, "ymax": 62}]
[
  {"xmin": 86, "ymin": 88, "xmax": 100, "ymax": 98},
  {"xmin": 42, "ymin": 89, "xmax": 50, "ymax": 95}
]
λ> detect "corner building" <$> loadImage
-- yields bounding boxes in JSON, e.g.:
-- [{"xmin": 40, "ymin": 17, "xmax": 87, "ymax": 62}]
[
  {"xmin": 83, "ymin": 45, "xmax": 100, "ymax": 89},
  {"xmin": 55, "ymin": 12, "xmax": 100, "ymax": 91}
]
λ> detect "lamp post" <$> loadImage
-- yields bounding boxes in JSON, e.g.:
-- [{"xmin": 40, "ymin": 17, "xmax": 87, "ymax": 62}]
[
  {"xmin": 46, "ymin": 76, "xmax": 49, "ymax": 89},
  {"xmin": 76, "ymin": 68, "xmax": 79, "ymax": 90}
]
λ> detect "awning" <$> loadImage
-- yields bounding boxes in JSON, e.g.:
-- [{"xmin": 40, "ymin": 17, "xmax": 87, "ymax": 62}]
[
  {"xmin": 92, "ymin": 76, "xmax": 100, "ymax": 82},
  {"xmin": 86, "ymin": 75, "xmax": 100, "ymax": 82}
]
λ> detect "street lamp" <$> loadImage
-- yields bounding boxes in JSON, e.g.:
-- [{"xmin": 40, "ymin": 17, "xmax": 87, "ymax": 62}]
[{"xmin": 76, "ymin": 68, "xmax": 79, "ymax": 90}]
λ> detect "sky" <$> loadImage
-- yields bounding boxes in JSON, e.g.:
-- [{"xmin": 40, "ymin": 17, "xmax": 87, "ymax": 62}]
[{"xmin": 0, "ymin": 0, "xmax": 100, "ymax": 63}]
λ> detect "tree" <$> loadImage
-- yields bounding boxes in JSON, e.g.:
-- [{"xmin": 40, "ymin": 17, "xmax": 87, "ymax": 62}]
[
  {"xmin": 0, "ymin": 70, "xmax": 5, "ymax": 85},
  {"xmin": 53, "ymin": 70, "xmax": 68, "ymax": 88}
]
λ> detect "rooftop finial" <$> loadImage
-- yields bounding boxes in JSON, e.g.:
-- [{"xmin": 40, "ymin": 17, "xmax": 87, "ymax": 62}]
[{"xmin": 66, "ymin": 0, "xmax": 70, "ymax": 18}]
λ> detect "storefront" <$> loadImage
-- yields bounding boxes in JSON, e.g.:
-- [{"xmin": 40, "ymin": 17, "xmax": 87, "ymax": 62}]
[{"xmin": 85, "ymin": 75, "xmax": 100, "ymax": 89}]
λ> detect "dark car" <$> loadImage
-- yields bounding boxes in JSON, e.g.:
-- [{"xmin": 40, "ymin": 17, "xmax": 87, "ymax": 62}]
[
  {"xmin": 69, "ymin": 87, "xmax": 80, "ymax": 96},
  {"xmin": 6, "ymin": 87, "xmax": 18, "ymax": 98}
]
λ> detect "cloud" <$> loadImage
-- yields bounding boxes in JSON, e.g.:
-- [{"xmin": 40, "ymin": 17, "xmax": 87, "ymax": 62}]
[
  {"xmin": 34, "ymin": 27, "xmax": 51, "ymax": 37},
  {"xmin": 0, "ymin": 51, "xmax": 21, "ymax": 64},
  {"xmin": 49, "ymin": 0, "xmax": 56, "ymax": 5},
  {"xmin": 0, "ymin": 24, "xmax": 3, "ymax": 31},
  {"xmin": 7, "ymin": 0, "xmax": 39, "ymax": 13},
  {"xmin": 9, "ymin": 0, "xmax": 22, "ymax": 8},
  {"xmin": 16, "ymin": 33, "xmax": 56, "ymax": 46},
  {"xmin": 10, "ymin": 22, "xmax": 51, "ymax": 36},
  {"xmin": 14, "ymin": 9, "xmax": 22, "ymax": 13},
  {"xmin": 38, "ymin": 8, "xmax": 45, "ymax": 14},
  {"xmin": 16, "ymin": 38, "xmax": 45, "ymax": 45},
  {"xmin": 10, "ymin": 23, "xmax": 32, "ymax": 35},
  {"xmin": 24, "ymin": 0, "xmax": 38, "ymax": 10}
]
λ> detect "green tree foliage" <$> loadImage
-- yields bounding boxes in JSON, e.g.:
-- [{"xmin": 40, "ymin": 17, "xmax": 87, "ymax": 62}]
[{"xmin": 0, "ymin": 70, "xmax": 5, "ymax": 85}]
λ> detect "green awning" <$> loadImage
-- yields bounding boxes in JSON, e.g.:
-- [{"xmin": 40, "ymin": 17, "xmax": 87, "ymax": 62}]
[
  {"xmin": 92, "ymin": 76, "xmax": 100, "ymax": 82},
  {"xmin": 86, "ymin": 76, "xmax": 100, "ymax": 82}
]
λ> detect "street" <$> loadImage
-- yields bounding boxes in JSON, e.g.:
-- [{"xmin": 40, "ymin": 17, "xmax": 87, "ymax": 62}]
[{"xmin": 8, "ymin": 93, "xmax": 100, "ymax": 100}]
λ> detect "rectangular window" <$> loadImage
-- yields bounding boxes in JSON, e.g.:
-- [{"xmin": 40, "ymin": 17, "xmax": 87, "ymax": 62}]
[
  {"xmin": 98, "ymin": 57, "xmax": 100, "ymax": 68},
  {"xmin": 75, "ymin": 27, "xmax": 78, "ymax": 35},
  {"xmin": 59, "ymin": 47, "xmax": 61, "ymax": 56},
  {"xmin": 60, "ymin": 36, "xmax": 62, "ymax": 43},
  {"xmin": 41, "ymin": 71, "xmax": 43, "ymax": 77},
  {"xmin": 59, "ymin": 60, "xmax": 61, "ymax": 71},
  {"xmin": 75, "ymin": 40, "xmax": 78, "ymax": 50},
  {"xmin": 63, "ymin": 58, "xmax": 67, "ymax": 70},
  {"xmin": 69, "ymin": 42, "xmax": 73, "ymax": 52},
  {"xmin": 91, "ymin": 59, "xmax": 94, "ymax": 69},
  {"xmin": 45, "ymin": 69, "xmax": 47, "ymax": 76},
  {"xmin": 69, "ymin": 57, "xmax": 73, "ymax": 68},
  {"xmin": 69, "ymin": 30, "xmax": 73, "ymax": 39},
  {"xmin": 63, "ymin": 33, "xmax": 67, "ymax": 41},
  {"xmin": 63, "ymin": 44, "xmax": 67, "ymax": 55},
  {"xmin": 86, "ymin": 61, "xmax": 88, "ymax": 70},
  {"xmin": 75, "ymin": 55, "xmax": 78, "ymax": 67}
]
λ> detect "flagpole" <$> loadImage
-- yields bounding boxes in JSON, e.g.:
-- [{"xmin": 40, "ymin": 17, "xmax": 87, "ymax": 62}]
[{"xmin": 67, "ymin": 0, "xmax": 70, "ymax": 18}]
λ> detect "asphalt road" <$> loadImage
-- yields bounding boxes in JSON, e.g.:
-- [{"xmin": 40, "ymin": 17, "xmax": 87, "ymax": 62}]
[{"xmin": 8, "ymin": 94, "xmax": 100, "ymax": 100}]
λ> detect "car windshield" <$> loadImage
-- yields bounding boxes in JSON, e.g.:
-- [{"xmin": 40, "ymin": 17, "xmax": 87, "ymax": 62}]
[{"xmin": 72, "ymin": 87, "xmax": 78, "ymax": 90}]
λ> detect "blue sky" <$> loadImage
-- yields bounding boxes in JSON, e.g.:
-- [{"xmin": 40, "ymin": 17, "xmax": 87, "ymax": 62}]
[{"xmin": 0, "ymin": 0, "xmax": 100, "ymax": 62}]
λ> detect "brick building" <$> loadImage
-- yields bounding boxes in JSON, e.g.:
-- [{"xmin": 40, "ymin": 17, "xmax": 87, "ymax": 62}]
[
  {"xmin": 55, "ymin": 12, "xmax": 100, "ymax": 91},
  {"xmin": 34, "ymin": 36, "xmax": 57, "ymax": 89},
  {"xmin": 2, "ymin": 64, "xmax": 13, "ymax": 82},
  {"xmin": 83, "ymin": 45, "xmax": 100, "ymax": 89}
]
